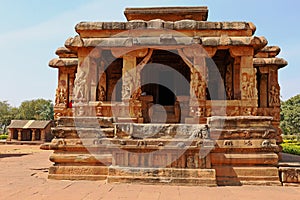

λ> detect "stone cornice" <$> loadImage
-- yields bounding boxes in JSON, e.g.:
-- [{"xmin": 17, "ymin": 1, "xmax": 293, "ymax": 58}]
[
  {"xmin": 64, "ymin": 35, "xmax": 267, "ymax": 49},
  {"xmin": 75, "ymin": 21, "xmax": 256, "ymax": 37},
  {"xmin": 253, "ymin": 57, "xmax": 288, "ymax": 68},
  {"xmin": 49, "ymin": 58, "xmax": 78, "ymax": 68}
]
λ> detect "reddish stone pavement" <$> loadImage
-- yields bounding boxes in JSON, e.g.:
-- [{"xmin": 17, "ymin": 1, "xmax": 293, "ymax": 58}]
[{"xmin": 0, "ymin": 144, "xmax": 299, "ymax": 200}]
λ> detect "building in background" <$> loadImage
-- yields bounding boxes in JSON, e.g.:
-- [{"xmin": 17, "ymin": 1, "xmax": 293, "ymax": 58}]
[{"xmin": 7, "ymin": 120, "xmax": 53, "ymax": 143}]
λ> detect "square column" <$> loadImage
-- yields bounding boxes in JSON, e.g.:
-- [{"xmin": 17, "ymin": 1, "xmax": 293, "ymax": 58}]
[
  {"xmin": 122, "ymin": 55, "xmax": 137, "ymax": 102},
  {"xmin": 17, "ymin": 129, "xmax": 22, "ymax": 141},
  {"xmin": 31, "ymin": 129, "xmax": 36, "ymax": 141}
]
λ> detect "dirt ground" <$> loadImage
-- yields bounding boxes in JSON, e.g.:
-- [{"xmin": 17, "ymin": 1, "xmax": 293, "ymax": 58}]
[{"xmin": 0, "ymin": 144, "xmax": 299, "ymax": 200}]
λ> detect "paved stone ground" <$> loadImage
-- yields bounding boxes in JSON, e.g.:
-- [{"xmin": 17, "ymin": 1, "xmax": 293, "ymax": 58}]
[{"xmin": 0, "ymin": 144, "xmax": 299, "ymax": 200}]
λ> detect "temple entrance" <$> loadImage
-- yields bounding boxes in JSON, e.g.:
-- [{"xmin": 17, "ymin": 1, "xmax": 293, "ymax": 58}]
[
  {"xmin": 141, "ymin": 67, "xmax": 176, "ymax": 106},
  {"xmin": 141, "ymin": 50, "xmax": 190, "ymax": 123}
]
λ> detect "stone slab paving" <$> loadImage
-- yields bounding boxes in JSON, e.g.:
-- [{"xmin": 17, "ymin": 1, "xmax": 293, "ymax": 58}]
[{"xmin": 0, "ymin": 144, "xmax": 300, "ymax": 200}]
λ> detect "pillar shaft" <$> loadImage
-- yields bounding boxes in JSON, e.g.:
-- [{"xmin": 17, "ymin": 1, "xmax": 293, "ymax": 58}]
[
  {"xmin": 41, "ymin": 130, "xmax": 46, "ymax": 142},
  {"xmin": 17, "ymin": 129, "xmax": 22, "ymax": 141},
  {"xmin": 31, "ymin": 129, "xmax": 36, "ymax": 141},
  {"xmin": 122, "ymin": 55, "xmax": 137, "ymax": 101}
]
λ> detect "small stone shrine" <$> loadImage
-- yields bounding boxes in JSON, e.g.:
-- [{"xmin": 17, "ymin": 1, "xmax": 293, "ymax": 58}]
[{"xmin": 42, "ymin": 7, "xmax": 289, "ymax": 186}]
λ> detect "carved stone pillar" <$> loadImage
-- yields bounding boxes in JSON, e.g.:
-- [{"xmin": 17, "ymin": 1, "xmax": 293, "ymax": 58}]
[
  {"xmin": 230, "ymin": 47, "xmax": 257, "ymax": 115},
  {"xmin": 89, "ymin": 49, "xmax": 102, "ymax": 101},
  {"xmin": 31, "ymin": 129, "xmax": 36, "ymax": 141},
  {"xmin": 178, "ymin": 46, "xmax": 207, "ymax": 119},
  {"xmin": 122, "ymin": 55, "xmax": 137, "ymax": 102},
  {"xmin": 17, "ymin": 129, "xmax": 22, "ymax": 141},
  {"xmin": 240, "ymin": 56, "xmax": 257, "ymax": 101},
  {"xmin": 96, "ymin": 60, "xmax": 107, "ymax": 101},
  {"xmin": 268, "ymin": 66, "xmax": 280, "ymax": 108}
]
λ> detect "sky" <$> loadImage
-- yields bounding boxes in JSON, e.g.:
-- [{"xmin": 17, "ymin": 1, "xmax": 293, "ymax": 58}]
[{"xmin": 0, "ymin": 0, "xmax": 299, "ymax": 106}]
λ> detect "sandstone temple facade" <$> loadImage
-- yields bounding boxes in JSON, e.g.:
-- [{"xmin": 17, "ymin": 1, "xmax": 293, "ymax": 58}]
[{"xmin": 42, "ymin": 7, "xmax": 291, "ymax": 186}]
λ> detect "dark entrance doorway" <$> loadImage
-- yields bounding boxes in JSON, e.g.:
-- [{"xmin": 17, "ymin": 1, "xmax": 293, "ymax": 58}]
[
  {"xmin": 140, "ymin": 50, "xmax": 190, "ymax": 123},
  {"xmin": 141, "ymin": 67, "xmax": 176, "ymax": 106},
  {"xmin": 141, "ymin": 50, "xmax": 190, "ymax": 106}
]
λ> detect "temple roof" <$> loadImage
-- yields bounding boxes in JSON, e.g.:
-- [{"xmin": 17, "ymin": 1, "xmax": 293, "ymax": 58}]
[
  {"xmin": 8, "ymin": 120, "xmax": 52, "ymax": 129},
  {"xmin": 49, "ymin": 7, "xmax": 287, "ymax": 70}
]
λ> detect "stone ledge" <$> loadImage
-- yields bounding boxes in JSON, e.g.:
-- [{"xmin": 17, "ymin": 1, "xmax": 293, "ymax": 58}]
[
  {"xmin": 55, "ymin": 47, "xmax": 77, "ymax": 58},
  {"xmin": 48, "ymin": 58, "xmax": 78, "ymax": 68},
  {"xmin": 253, "ymin": 57, "xmax": 288, "ymax": 68},
  {"xmin": 255, "ymin": 46, "xmax": 281, "ymax": 58},
  {"xmin": 75, "ymin": 21, "xmax": 255, "ymax": 33},
  {"xmin": 66, "ymin": 36, "xmax": 267, "ymax": 49}
]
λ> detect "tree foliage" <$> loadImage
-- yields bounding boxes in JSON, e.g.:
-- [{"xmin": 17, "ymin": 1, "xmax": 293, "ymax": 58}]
[
  {"xmin": 16, "ymin": 99, "xmax": 54, "ymax": 120},
  {"xmin": 0, "ymin": 101, "xmax": 17, "ymax": 133},
  {"xmin": 0, "ymin": 99, "xmax": 54, "ymax": 133},
  {"xmin": 280, "ymin": 94, "xmax": 300, "ymax": 135}
]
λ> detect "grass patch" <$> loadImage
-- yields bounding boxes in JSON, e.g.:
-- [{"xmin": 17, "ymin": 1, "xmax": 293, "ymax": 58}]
[
  {"xmin": 281, "ymin": 139, "xmax": 300, "ymax": 156},
  {"xmin": 0, "ymin": 134, "xmax": 8, "ymax": 140}
]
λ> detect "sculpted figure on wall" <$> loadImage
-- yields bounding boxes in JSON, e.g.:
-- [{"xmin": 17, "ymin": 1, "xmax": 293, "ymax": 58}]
[
  {"xmin": 225, "ymin": 64, "xmax": 233, "ymax": 100},
  {"xmin": 97, "ymin": 85, "xmax": 106, "ymax": 101},
  {"xmin": 55, "ymin": 88, "xmax": 67, "ymax": 107},
  {"xmin": 241, "ymin": 73, "xmax": 256, "ymax": 99},
  {"xmin": 74, "ymin": 70, "xmax": 87, "ymax": 100},
  {"xmin": 122, "ymin": 72, "xmax": 133, "ymax": 100},
  {"xmin": 269, "ymin": 85, "xmax": 280, "ymax": 106},
  {"xmin": 192, "ymin": 72, "xmax": 205, "ymax": 99}
]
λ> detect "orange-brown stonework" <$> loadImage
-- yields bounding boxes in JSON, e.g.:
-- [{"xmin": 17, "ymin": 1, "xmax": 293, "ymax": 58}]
[{"xmin": 43, "ymin": 6, "xmax": 289, "ymax": 186}]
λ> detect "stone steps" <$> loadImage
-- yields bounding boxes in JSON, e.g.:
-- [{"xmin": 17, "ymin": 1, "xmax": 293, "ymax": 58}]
[
  {"xmin": 49, "ymin": 153, "xmax": 112, "ymax": 165},
  {"xmin": 48, "ymin": 165, "xmax": 109, "ymax": 181},
  {"xmin": 211, "ymin": 153, "xmax": 278, "ymax": 166},
  {"xmin": 213, "ymin": 166, "xmax": 281, "ymax": 186}
]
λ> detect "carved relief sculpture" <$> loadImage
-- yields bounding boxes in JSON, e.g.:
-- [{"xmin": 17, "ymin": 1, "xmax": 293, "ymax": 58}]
[
  {"xmin": 192, "ymin": 72, "xmax": 206, "ymax": 99},
  {"xmin": 97, "ymin": 85, "xmax": 106, "ymax": 101},
  {"xmin": 74, "ymin": 70, "xmax": 87, "ymax": 101},
  {"xmin": 55, "ymin": 88, "xmax": 67, "ymax": 107},
  {"xmin": 225, "ymin": 64, "xmax": 233, "ymax": 100},
  {"xmin": 241, "ymin": 72, "xmax": 256, "ymax": 99},
  {"xmin": 269, "ymin": 85, "xmax": 280, "ymax": 106}
]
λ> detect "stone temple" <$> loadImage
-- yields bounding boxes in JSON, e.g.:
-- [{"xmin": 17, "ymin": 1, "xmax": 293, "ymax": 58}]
[{"xmin": 42, "ymin": 7, "xmax": 290, "ymax": 186}]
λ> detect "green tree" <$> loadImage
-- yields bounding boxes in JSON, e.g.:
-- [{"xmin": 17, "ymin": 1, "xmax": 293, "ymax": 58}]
[
  {"xmin": 280, "ymin": 94, "xmax": 300, "ymax": 135},
  {"xmin": 0, "ymin": 101, "xmax": 17, "ymax": 133},
  {"xmin": 16, "ymin": 99, "xmax": 54, "ymax": 120}
]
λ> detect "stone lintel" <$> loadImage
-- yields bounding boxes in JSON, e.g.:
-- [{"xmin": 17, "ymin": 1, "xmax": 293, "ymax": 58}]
[
  {"xmin": 124, "ymin": 7, "xmax": 208, "ymax": 21},
  {"xmin": 253, "ymin": 58, "xmax": 288, "ymax": 68}
]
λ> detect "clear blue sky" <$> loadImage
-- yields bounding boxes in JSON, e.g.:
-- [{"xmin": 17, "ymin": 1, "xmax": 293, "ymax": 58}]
[{"xmin": 0, "ymin": 0, "xmax": 299, "ymax": 106}]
